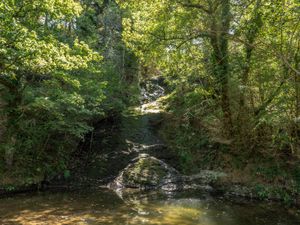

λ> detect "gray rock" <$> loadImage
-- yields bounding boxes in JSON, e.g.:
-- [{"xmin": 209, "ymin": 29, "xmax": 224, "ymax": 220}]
[
  {"xmin": 109, "ymin": 154, "xmax": 183, "ymax": 191},
  {"xmin": 108, "ymin": 154, "xmax": 227, "ymax": 192}
]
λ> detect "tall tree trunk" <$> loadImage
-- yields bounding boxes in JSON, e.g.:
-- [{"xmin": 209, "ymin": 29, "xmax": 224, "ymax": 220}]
[
  {"xmin": 236, "ymin": 0, "xmax": 263, "ymax": 149},
  {"xmin": 295, "ymin": 50, "xmax": 300, "ymax": 120},
  {"xmin": 210, "ymin": 0, "xmax": 233, "ymax": 137},
  {"xmin": 293, "ymin": 49, "xmax": 300, "ymax": 155},
  {"xmin": 1, "ymin": 82, "xmax": 22, "ymax": 169},
  {"xmin": 239, "ymin": 0, "xmax": 262, "ymax": 110},
  {"xmin": 296, "ymin": 75, "xmax": 300, "ymax": 119}
]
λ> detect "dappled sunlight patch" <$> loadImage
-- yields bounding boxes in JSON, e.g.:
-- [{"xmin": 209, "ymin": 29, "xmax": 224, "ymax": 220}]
[
  {"xmin": 141, "ymin": 101, "xmax": 164, "ymax": 114},
  {"xmin": 150, "ymin": 205, "xmax": 205, "ymax": 225},
  {"xmin": 0, "ymin": 189, "xmax": 300, "ymax": 225}
]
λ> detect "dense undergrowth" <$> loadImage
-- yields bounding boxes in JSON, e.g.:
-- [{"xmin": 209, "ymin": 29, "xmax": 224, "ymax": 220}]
[{"xmin": 158, "ymin": 90, "xmax": 300, "ymax": 203}]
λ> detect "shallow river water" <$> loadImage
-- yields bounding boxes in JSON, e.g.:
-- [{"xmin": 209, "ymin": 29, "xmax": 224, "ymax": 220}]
[{"xmin": 0, "ymin": 188, "xmax": 299, "ymax": 225}]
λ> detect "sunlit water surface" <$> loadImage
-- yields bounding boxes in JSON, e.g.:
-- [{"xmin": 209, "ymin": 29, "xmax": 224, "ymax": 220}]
[{"xmin": 0, "ymin": 189, "xmax": 299, "ymax": 225}]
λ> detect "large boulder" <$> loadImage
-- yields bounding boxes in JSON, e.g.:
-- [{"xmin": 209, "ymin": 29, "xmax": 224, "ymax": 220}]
[
  {"xmin": 109, "ymin": 154, "xmax": 228, "ymax": 192},
  {"xmin": 109, "ymin": 154, "xmax": 183, "ymax": 191}
]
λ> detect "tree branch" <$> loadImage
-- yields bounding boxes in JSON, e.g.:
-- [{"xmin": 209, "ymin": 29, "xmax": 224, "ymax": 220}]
[
  {"xmin": 278, "ymin": 53, "xmax": 300, "ymax": 76},
  {"xmin": 254, "ymin": 81, "xmax": 285, "ymax": 119},
  {"xmin": 178, "ymin": 0, "xmax": 211, "ymax": 14}
]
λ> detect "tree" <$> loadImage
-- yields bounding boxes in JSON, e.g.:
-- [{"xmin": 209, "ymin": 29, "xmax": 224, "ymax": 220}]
[
  {"xmin": 0, "ymin": 0, "xmax": 103, "ymax": 180},
  {"xmin": 119, "ymin": 0, "xmax": 300, "ymax": 157}
]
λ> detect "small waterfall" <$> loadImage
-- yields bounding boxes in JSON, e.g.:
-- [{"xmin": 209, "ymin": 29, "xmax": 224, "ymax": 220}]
[{"xmin": 140, "ymin": 77, "xmax": 165, "ymax": 104}]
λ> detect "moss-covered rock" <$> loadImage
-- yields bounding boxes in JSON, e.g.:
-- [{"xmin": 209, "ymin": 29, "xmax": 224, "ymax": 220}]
[
  {"xmin": 109, "ymin": 153, "xmax": 231, "ymax": 192},
  {"xmin": 110, "ymin": 154, "xmax": 183, "ymax": 191}
]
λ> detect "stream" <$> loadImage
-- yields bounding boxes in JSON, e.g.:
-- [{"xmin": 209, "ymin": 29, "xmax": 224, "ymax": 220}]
[
  {"xmin": 0, "ymin": 188, "xmax": 299, "ymax": 225},
  {"xmin": 1, "ymin": 77, "xmax": 300, "ymax": 224}
]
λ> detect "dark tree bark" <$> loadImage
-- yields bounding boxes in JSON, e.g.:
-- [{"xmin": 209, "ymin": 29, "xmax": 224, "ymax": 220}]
[{"xmin": 209, "ymin": 0, "xmax": 233, "ymax": 137}]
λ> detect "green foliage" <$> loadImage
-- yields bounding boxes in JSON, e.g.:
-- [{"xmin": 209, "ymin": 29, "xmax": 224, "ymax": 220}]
[
  {"xmin": 120, "ymin": 0, "xmax": 300, "ymax": 197},
  {"xmin": 160, "ymin": 92, "xmax": 218, "ymax": 174},
  {"xmin": 292, "ymin": 164, "xmax": 300, "ymax": 192},
  {"xmin": 64, "ymin": 170, "xmax": 71, "ymax": 179},
  {"xmin": 255, "ymin": 184, "xmax": 272, "ymax": 200},
  {"xmin": 1, "ymin": 0, "xmax": 299, "ymax": 202},
  {"xmin": 0, "ymin": 0, "xmax": 138, "ymax": 187},
  {"xmin": 254, "ymin": 183, "xmax": 294, "ymax": 205}
]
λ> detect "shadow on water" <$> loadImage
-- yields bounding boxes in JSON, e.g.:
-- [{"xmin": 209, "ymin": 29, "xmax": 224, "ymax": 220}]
[{"xmin": 0, "ymin": 188, "xmax": 299, "ymax": 225}]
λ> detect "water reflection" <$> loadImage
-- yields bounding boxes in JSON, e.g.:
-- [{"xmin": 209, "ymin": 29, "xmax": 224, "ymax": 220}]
[{"xmin": 0, "ymin": 189, "xmax": 299, "ymax": 225}]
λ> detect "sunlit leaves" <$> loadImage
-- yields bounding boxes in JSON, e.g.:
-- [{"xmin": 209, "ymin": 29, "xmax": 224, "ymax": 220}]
[{"xmin": 0, "ymin": 0, "xmax": 107, "ymax": 180}]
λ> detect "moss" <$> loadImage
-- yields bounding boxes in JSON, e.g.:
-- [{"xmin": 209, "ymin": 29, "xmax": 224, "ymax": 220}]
[{"xmin": 122, "ymin": 157, "xmax": 169, "ymax": 187}]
